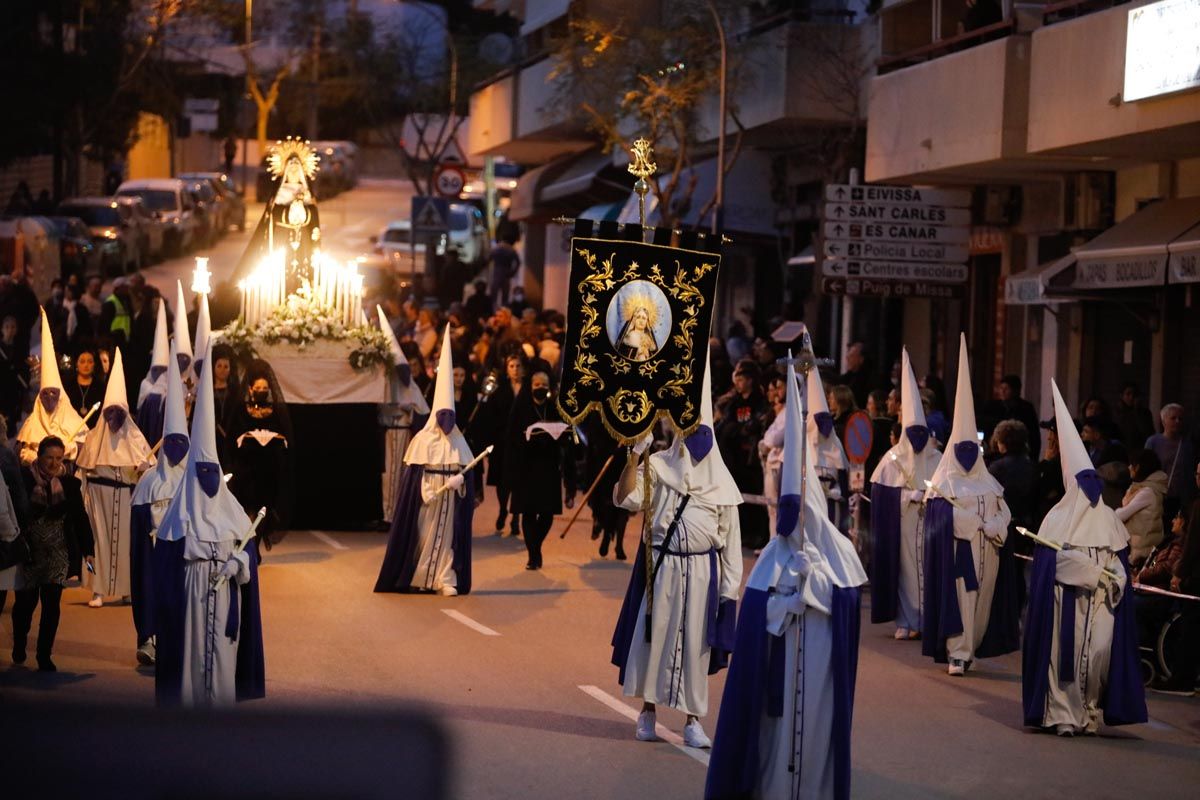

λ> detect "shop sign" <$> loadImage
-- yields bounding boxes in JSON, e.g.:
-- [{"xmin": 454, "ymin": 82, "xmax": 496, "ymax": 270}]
[
  {"xmin": 1071, "ymin": 255, "xmax": 1166, "ymax": 289},
  {"xmin": 1125, "ymin": 0, "xmax": 1200, "ymax": 102}
]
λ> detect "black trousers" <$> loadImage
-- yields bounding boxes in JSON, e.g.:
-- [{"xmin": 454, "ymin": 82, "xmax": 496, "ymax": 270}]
[
  {"xmin": 523, "ymin": 512, "xmax": 553, "ymax": 568},
  {"xmin": 496, "ymin": 486, "xmax": 520, "ymax": 531},
  {"xmin": 12, "ymin": 584, "xmax": 64, "ymax": 658}
]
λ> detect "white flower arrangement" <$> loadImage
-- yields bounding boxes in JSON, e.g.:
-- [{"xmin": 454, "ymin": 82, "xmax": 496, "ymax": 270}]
[{"xmin": 221, "ymin": 283, "xmax": 391, "ymax": 371}]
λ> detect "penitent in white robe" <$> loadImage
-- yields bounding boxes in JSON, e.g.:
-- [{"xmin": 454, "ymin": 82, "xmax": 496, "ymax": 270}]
[
  {"xmin": 872, "ymin": 455, "xmax": 937, "ymax": 632},
  {"xmin": 1041, "ymin": 547, "xmax": 1126, "ymax": 734},
  {"xmin": 180, "ymin": 535, "xmax": 251, "ymax": 707},
  {"xmin": 410, "ymin": 467, "xmax": 466, "ymax": 592},
  {"xmin": 618, "ymin": 469, "xmax": 741, "ymax": 717},
  {"xmin": 83, "ymin": 465, "xmax": 140, "ymax": 598},
  {"xmin": 382, "ymin": 408, "xmax": 417, "ymax": 524},
  {"xmin": 946, "ymin": 495, "xmax": 1011, "ymax": 663}
]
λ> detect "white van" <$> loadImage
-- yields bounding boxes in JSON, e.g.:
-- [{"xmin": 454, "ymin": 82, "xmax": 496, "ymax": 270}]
[{"xmin": 116, "ymin": 178, "xmax": 199, "ymax": 256}]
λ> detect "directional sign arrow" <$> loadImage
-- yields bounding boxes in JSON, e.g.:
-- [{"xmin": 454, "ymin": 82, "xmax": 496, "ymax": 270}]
[
  {"xmin": 825, "ymin": 184, "xmax": 971, "ymax": 208},
  {"xmin": 824, "ymin": 201, "xmax": 971, "ymax": 227},
  {"xmin": 824, "ymin": 239, "xmax": 969, "ymax": 264},
  {"xmin": 823, "ymin": 221, "xmax": 969, "ymax": 246},
  {"xmin": 822, "ymin": 258, "xmax": 969, "ymax": 283}
]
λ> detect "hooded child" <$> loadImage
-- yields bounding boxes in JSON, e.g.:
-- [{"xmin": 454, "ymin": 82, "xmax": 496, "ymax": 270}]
[
  {"xmin": 377, "ymin": 305, "xmax": 429, "ymax": 523},
  {"xmin": 17, "ymin": 309, "xmax": 88, "ymax": 464}
]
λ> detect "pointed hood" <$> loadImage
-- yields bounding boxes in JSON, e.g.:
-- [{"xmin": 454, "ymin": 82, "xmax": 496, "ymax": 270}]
[
  {"xmin": 649, "ymin": 348, "xmax": 742, "ymax": 506},
  {"xmin": 193, "ymin": 291, "xmax": 211, "ymax": 378},
  {"xmin": 173, "ymin": 281, "xmax": 193, "ymax": 380},
  {"xmin": 750, "ymin": 353, "xmax": 866, "ymax": 591},
  {"xmin": 138, "ymin": 298, "xmax": 171, "ymax": 408},
  {"xmin": 806, "ymin": 364, "xmax": 848, "ymax": 473},
  {"xmin": 871, "ymin": 346, "xmax": 940, "ymax": 487},
  {"xmin": 158, "ymin": 341, "xmax": 251, "ymax": 543},
  {"xmin": 930, "ymin": 334, "xmax": 1003, "ymax": 497},
  {"xmin": 404, "ymin": 324, "xmax": 471, "ymax": 466},
  {"xmin": 133, "ymin": 337, "xmax": 189, "ymax": 507},
  {"xmin": 17, "ymin": 308, "xmax": 87, "ymax": 457},
  {"xmin": 77, "ymin": 348, "xmax": 154, "ymax": 470},
  {"xmin": 378, "ymin": 305, "xmax": 428, "ymax": 413},
  {"xmin": 1038, "ymin": 380, "xmax": 1129, "ymax": 550}
]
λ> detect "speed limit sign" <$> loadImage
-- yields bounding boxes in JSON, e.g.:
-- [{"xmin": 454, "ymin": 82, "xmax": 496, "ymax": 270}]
[{"xmin": 434, "ymin": 164, "xmax": 466, "ymax": 198}]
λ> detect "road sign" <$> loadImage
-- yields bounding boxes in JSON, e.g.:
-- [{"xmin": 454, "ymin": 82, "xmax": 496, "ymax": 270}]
[
  {"xmin": 843, "ymin": 411, "xmax": 874, "ymax": 466},
  {"xmin": 825, "ymin": 184, "xmax": 971, "ymax": 208},
  {"xmin": 825, "ymin": 202, "xmax": 970, "ymax": 227},
  {"xmin": 824, "ymin": 239, "xmax": 969, "ymax": 264},
  {"xmin": 822, "ymin": 259, "xmax": 969, "ymax": 284},
  {"xmin": 412, "ymin": 196, "xmax": 450, "ymax": 233},
  {"xmin": 434, "ymin": 164, "xmax": 466, "ymax": 198},
  {"xmin": 822, "ymin": 277, "xmax": 966, "ymax": 299},
  {"xmin": 824, "ymin": 220, "xmax": 969, "ymax": 246}
]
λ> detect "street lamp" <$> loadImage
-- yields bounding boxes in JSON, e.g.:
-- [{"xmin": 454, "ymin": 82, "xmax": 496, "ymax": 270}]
[
  {"xmin": 241, "ymin": 0, "xmax": 253, "ymax": 197},
  {"xmin": 705, "ymin": 0, "xmax": 727, "ymax": 236}
]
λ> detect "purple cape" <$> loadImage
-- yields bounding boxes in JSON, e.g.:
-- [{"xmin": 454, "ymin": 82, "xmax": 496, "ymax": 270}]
[
  {"xmin": 1021, "ymin": 545, "xmax": 1146, "ymax": 728},
  {"xmin": 611, "ymin": 540, "xmax": 736, "ymax": 682},
  {"xmin": 869, "ymin": 483, "xmax": 902, "ymax": 623},
  {"xmin": 704, "ymin": 585, "xmax": 862, "ymax": 800},
  {"xmin": 136, "ymin": 392, "xmax": 165, "ymax": 447},
  {"xmin": 373, "ymin": 465, "xmax": 475, "ymax": 595},
  {"xmin": 130, "ymin": 503, "xmax": 156, "ymax": 645}
]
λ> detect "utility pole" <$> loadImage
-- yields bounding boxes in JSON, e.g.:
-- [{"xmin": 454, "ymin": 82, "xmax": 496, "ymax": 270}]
[
  {"xmin": 705, "ymin": 0, "xmax": 727, "ymax": 236},
  {"xmin": 241, "ymin": 0, "xmax": 253, "ymax": 196},
  {"xmin": 308, "ymin": 20, "xmax": 321, "ymax": 141}
]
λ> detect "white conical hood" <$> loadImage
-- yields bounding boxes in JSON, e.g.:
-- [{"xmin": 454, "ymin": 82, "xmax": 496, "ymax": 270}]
[
  {"xmin": 1038, "ymin": 379, "xmax": 1129, "ymax": 550},
  {"xmin": 193, "ymin": 292, "xmax": 211, "ymax": 376},
  {"xmin": 930, "ymin": 334, "xmax": 1003, "ymax": 497},
  {"xmin": 870, "ymin": 346, "xmax": 940, "ymax": 487},
  {"xmin": 805, "ymin": 364, "xmax": 848, "ymax": 472},
  {"xmin": 404, "ymin": 324, "xmax": 471, "ymax": 466},
  {"xmin": 377, "ymin": 305, "xmax": 428, "ymax": 413},
  {"xmin": 77, "ymin": 348, "xmax": 153, "ymax": 470},
  {"xmin": 900, "ymin": 347, "xmax": 926, "ymax": 429},
  {"xmin": 173, "ymin": 281, "xmax": 193, "ymax": 377},
  {"xmin": 17, "ymin": 308, "xmax": 87, "ymax": 456},
  {"xmin": 133, "ymin": 337, "xmax": 189, "ymax": 506},
  {"xmin": 649, "ymin": 347, "xmax": 742, "ymax": 506},
  {"xmin": 138, "ymin": 299, "xmax": 171, "ymax": 407},
  {"xmin": 158, "ymin": 341, "xmax": 250, "ymax": 543}
]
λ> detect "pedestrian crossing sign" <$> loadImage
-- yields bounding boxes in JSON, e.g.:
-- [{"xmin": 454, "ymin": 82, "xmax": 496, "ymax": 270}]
[{"xmin": 412, "ymin": 196, "xmax": 450, "ymax": 233}]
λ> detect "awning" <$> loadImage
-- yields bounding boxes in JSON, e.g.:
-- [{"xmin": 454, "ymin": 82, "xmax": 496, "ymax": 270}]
[
  {"xmin": 577, "ymin": 201, "xmax": 623, "ymax": 224},
  {"xmin": 1069, "ymin": 196, "xmax": 1200, "ymax": 290},
  {"xmin": 520, "ymin": 0, "xmax": 571, "ymax": 34},
  {"xmin": 540, "ymin": 150, "xmax": 627, "ymax": 203},
  {"xmin": 787, "ymin": 245, "xmax": 815, "ymax": 267},
  {"xmin": 508, "ymin": 161, "xmax": 556, "ymax": 222},
  {"xmin": 1004, "ymin": 255, "xmax": 1075, "ymax": 305},
  {"xmin": 509, "ymin": 149, "xmax": 629, "ymax": 223},
  {"xmin": 616, "ymin": 150, "xmax": 779, "ymax": 237},
  {"xmin": 1169, "ymin": 220, "xmax": 1200, "ymax": 284}
]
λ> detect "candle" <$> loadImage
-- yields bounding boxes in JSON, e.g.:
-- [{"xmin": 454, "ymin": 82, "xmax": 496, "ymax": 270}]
[
  {"xmin": 192, "ymin": 256, "xmax": 211, "ymax": 294},
  {"xmin": 238, "ymin": 280, "xmax": 246, "ymax": 321}
]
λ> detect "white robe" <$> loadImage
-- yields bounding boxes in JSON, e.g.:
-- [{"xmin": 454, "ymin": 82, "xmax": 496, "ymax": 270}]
[
  {"xmin": 410, "ymin": 466, "xmax": 465, "ymax": 592},
  {"xmin": 1040, "ymin": 546, "xmax": 1126, "ymax": 733},
  {"xmin": 872, "ymin": 454, "xmax": 937, "ymax": 632},
  {"xmin": 382, "ymin": 408, "xmax": 417, "ymax": 524},
  {"xmin": 755, "ymin": 545, "xmax": 841, "ymax": 799},
  {"xmin": 180, "ymin": 535, "xmax": 251, "ymax": 707},
  {"xmin": 946, "ymin": 494, "xmax": 1011, "ymax": 662},
  {"xmin": 617, "ymin": 468, "xmax": 741, "ymax": 717},
  {"xmin": 83, "ymin": 465, "xmax": 139, "ymax": 598}
]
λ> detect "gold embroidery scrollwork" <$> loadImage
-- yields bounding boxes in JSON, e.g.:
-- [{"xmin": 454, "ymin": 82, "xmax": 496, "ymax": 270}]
[{"xmin": 608, "ymin": 389, "xmax": 652, "ymax": 425}]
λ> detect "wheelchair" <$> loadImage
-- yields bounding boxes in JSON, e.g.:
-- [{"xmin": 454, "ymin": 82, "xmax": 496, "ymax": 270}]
[{"xmin": 1135, "ymin": 584, "xmax": 1199, "ymax": 687}]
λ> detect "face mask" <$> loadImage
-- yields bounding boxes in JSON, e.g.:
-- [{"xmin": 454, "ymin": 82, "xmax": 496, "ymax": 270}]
[
  {"xmin": 251, "ymin": 390, "xmax": 270, "ymax": 405},
  {"xmin": 196, "ymin": 462, "xmax": 222, "ymax": 498},
  {"xmin": 905, "ymin": 425, "xmax": 930, "ymax": 453},
  {"xmin": 1075, "ymin": 469, "xmax": 1103, "ymax": 507},
  {"xmin": 162, "ymin": 433, "xmax": 189, "ymax": 466},
  {"xmin": 954, "ymin": 441, "xmax": 979, "ymax": 472},
  {"xmin": 684, "ymin": 425, "xmax": 713, "ymax": 462},
  {"xmin": 150, "ymin": 365, "xmax": 167, "ymax": 382},
  {"xmin": 813, "ymin": 412, "xmax": 834, "ymax": 439},
  {"xmin": 103, "ymin": 405, "xmax": 127, "ymax": 431},
  {"xmin": 436, "ymin": 409, "xmax": 456, "ymax": 434},
  {"xmin": 532, "ymin": 386, "xmax": 551, "ymax": 403},
  {"xmin": 39, "ymin": 387, "xmax": 60, "ymax": 413},
  {"xmin": 395, "ymin": 363, "xmax": 412, "ymax": 387},
  {"xmin": 177, "ymin": 353, "xmax": 192, "ymax": 375}
]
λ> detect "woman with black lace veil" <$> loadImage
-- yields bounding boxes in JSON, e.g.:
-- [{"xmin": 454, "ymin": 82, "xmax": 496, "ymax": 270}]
[{"xmin": 225, "ymin": 359, "xmax": 294, "ymax": 550}]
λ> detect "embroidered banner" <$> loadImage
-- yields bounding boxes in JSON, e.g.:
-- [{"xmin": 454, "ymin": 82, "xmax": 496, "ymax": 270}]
[{"xmin": 556, "ymin": 226, "xmax": 722, "ymax": 444}]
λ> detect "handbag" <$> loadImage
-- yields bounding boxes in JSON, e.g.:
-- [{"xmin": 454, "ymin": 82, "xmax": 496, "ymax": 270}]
[{"xmin": 0, "ymin": 533, "xmax": 31, "ymax": 570}]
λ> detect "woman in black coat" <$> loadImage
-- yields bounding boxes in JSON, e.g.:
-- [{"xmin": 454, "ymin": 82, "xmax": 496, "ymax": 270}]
[
  {"xmin": 506, "ymin": 370, "xmax": 574, "ymax": 570},
  {"xmin": 225, "ymin": 360, "xmax": 294, "ymax": 550},
  {"xmin": 12, "ymin": 436, "xmax": 91, "ymax": 671},
  {"xmin": 479, "ymin": 353, "xmax": 524, "ymax": 536}
]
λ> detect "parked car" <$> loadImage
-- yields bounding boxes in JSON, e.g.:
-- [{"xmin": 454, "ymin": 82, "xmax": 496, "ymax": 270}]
[
  {"xmin": 0, "ymin": 216, "xmax": 64, "ymax": 297},
  {"xmin": 372, "ymin": 220, "xmax": 448, "ymax": 276},
  {"xmin": 447, "ymin": 203, "xmax": 488, "ymax": 265},
  {"xmin": 180, "ymin": 171, "xmax": 245, "ymax": 232},
  {"xmin": 114, "ymin": 195, "xmax": 165, "ymax": 262},
  {"xmin": 56, "ymin": 197, "xmax": 141, "ymax": 274},
  {"xmin": 48, "ymin": 216, "xmax": 103, "ymax": 278},
  {"xmin": 116, "ymin": 179, "xmax": 198, "ymax": 256},
  {"xmin": 183, "ymin": 179, "xmax": 221, "ymax": 246}
]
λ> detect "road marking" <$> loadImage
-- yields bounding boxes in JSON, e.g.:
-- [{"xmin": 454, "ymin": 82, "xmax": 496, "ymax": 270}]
[
  {"xmin": 309, "ymin": 531, "xmax": 348, "ymax": 550},
  {"xmin": 442, "ymin": 609, "xmax": 500, "ymax": 636},
  {"xmin": 577, "ymin": 685, "xmax": 710, "ymax": 766}
]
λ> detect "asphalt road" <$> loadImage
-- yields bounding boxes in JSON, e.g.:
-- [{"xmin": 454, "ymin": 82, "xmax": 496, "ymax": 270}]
[{"xmin": 10, "ymin": 180, "xmax": 1198, "ymax": 798}]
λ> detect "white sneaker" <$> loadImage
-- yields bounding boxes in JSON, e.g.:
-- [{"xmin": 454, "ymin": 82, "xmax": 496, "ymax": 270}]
[
  {"xmin": 88, "ymin": 594, "xmax": 104, "ymax": 608},
  {"xmin": 635, "ymin": 711, "xmax": 657, "ymax": 741},
  {"xmin": 136, "ymin": 640, "xmax": 156, "ymax": 666},
  {"xmin": 1055, "ymin": 724, "xmax": 1076, "ymax": 737},
  {"xmin": 947, "ymin": 659, "xmax": 965, "ymax": 677},
  {"xmin": 683, "ymin": 719, "xmax": 712, "ymax": 749},
  {"xmin": 438, "ymin": 585, "xmax": 459, "ymax": 597},
  {"xmin": 893, "ymin": 627, "xmax": 909, "ymax": 640}
]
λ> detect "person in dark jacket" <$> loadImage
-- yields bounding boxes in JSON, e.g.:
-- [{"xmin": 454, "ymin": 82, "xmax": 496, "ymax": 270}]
[
  {"xmin": 225, "ymin": 360, "xmax": 294, "ymax": 550},
  {"xmin": 1149, "ymin": 466, "xmax": 1200, "ymax": 695},
  {"xmin": 506, "ymin": 371, "xmax": 574, "ymax": 570},
  {"xmin": 0, "ymin": 316, "xmax": 28, "ymax": 437},
  {"xmin": 1034, "ymin": 418, "xmax": 1066, "ymax": 528},
  {"xmin": 716, "ymin": 360, "xmax": 767, "ymax": 549},
  {"xmin": 982, "ymin": 374, "xmax": 1040, "ymax": 457},
  {"xmin": 479, "ymin": 353, "xmax": 523, "ymax": 536},
  {"xmin": 11, "ymin": 436, "xmax": 91, "ymax": 671},
  {"xmin": 583, "ymin": 420, "xmax": 629, "ymax": 560}
]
